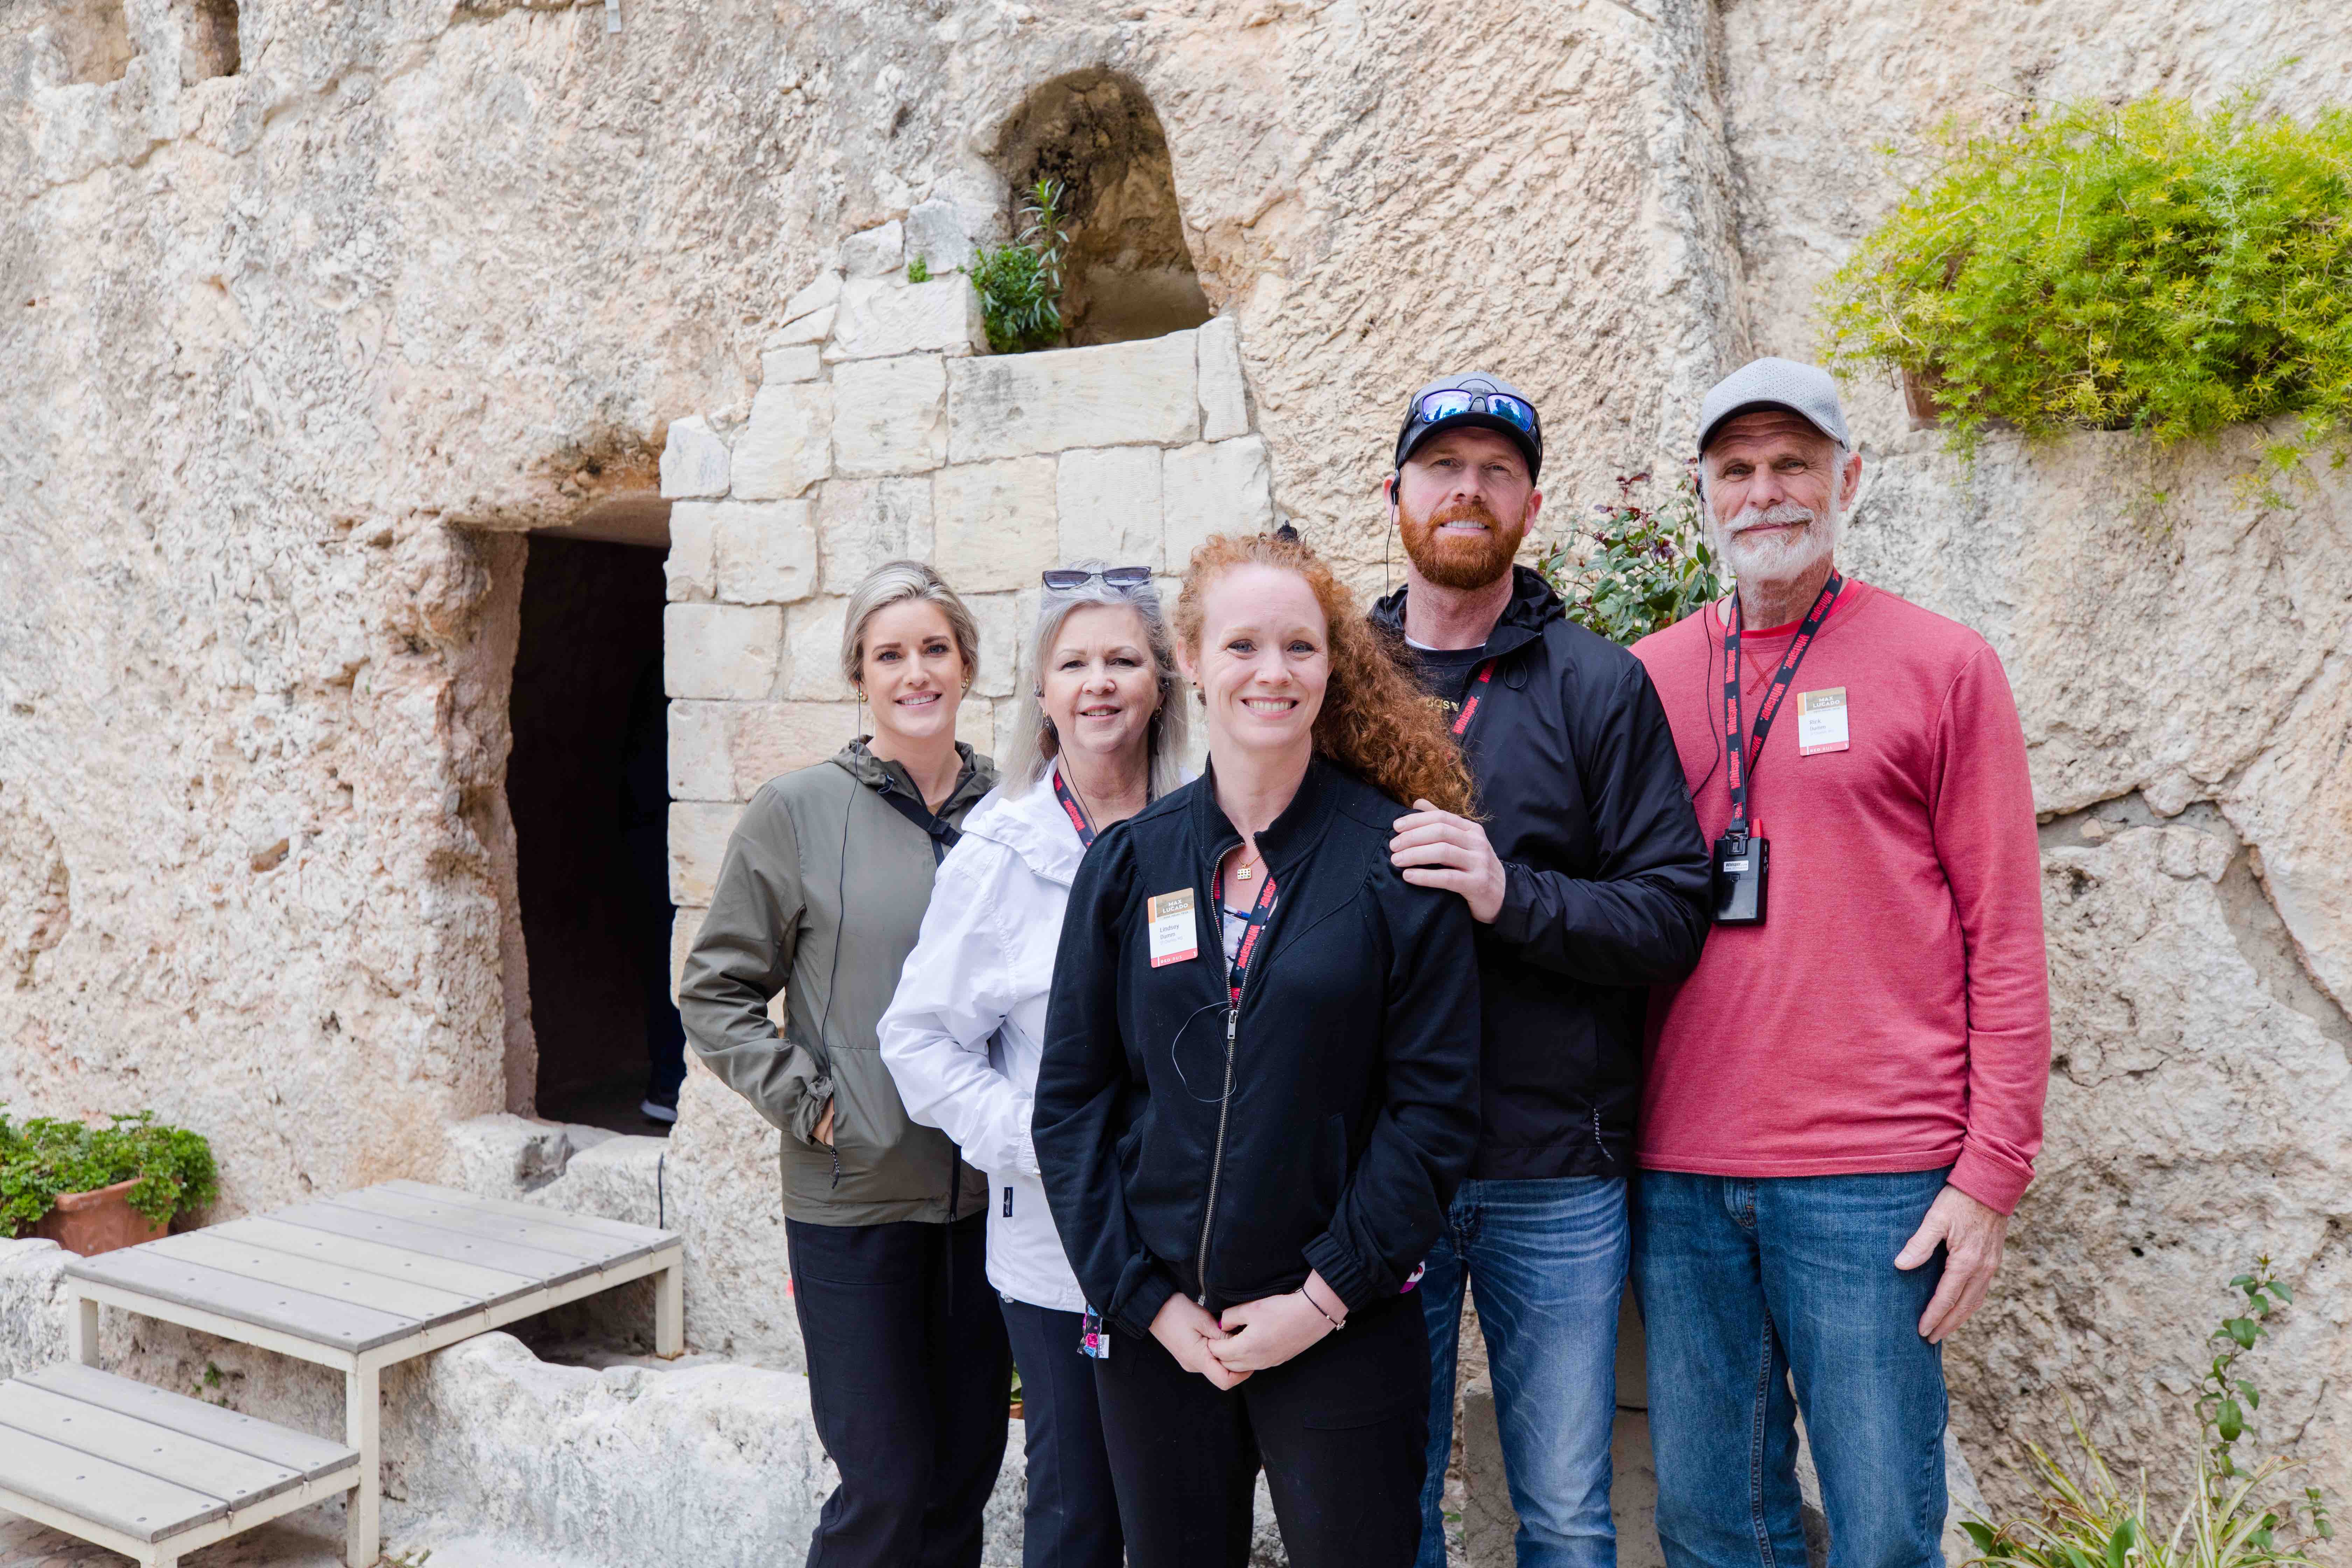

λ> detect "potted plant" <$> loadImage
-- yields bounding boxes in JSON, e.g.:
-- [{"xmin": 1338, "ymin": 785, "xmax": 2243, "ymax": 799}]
[
  {"xmin": 1821, "ymin": 93, "xmax": 2352, "ymax": 477},
  {"xmin": 0, "ymin": 1109, "xmax": 219, "ymax": 1256}
]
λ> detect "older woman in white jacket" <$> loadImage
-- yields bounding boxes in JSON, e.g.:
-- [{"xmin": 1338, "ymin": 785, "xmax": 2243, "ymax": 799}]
[{"xmin": 880, "ymin": 564, "xmax": 1190, "ymax": 1568}]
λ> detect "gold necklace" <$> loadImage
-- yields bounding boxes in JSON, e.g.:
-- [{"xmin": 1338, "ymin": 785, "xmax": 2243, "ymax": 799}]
[{"xmin": 1233, "ymin": 844, "xmax": 1264, "ymax": 882}]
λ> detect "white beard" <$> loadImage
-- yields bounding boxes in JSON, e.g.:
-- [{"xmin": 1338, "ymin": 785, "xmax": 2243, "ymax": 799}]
[{"xmin": 1711, "ymin": 497, "xmax": 1842, "ymax": 587}]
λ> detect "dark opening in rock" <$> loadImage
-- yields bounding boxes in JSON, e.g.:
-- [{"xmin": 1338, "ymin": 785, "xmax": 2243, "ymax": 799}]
[
  {"xmin": 507, "ymin": 532, "xmax": 681, "ymax": 1135},
  {"xmin": 996, "ymin": 70, "xmax": 1212, "ymax": 348},
  {"xmin": 180, "ymin": 0, "xmax": 239, "ymax": 82}
]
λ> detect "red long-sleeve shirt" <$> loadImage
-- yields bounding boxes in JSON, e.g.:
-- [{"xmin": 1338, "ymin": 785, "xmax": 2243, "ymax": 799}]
[{"xmin": 1630, "ymin": 580, "xmax": 2050, "ymax": 1213}]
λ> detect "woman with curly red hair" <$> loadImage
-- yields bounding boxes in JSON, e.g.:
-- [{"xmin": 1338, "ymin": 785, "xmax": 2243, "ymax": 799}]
[{"xmin": 1032, "ymin": 529, "xmax": 1482, "ymax": 1568}]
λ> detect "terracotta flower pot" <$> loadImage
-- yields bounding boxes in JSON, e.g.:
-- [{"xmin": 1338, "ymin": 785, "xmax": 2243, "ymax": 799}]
[
  {"xmin": 1900, "ymin": 365, "xmax": 1947, "ymax": 430},
  {"xmin": 29, "ymin": 1177, "xmax": 166, "ymax": 1256}
]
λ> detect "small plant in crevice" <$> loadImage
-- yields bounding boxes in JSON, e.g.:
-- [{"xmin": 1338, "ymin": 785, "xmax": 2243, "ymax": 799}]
[
  {"xmin": 1960, "ymin": 1258, "xmax": 2333, "ymax": 1568},
  {"xmin": 969, "ymin": 178, "xmax": 1070, "ymax": 354},
  {"xmin": 1534, "ymin": 472, "xmax": 1722, "ymax": 647},
  {"xmin": 1821, "ymin": 91, "xmax": 2352, "ymax": 478},
  {"xmin": 906, "ymin": 255, "xmax": 931, "ymax": 284}
]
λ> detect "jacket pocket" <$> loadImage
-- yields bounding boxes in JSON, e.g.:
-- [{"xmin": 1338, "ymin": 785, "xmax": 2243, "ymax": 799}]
[{"xmin": 824, "ymin": 1047, "xmax": 950, "ymax": 1206}]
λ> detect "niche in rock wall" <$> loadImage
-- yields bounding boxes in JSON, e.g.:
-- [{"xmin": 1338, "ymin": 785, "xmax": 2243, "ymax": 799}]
[
  {"xmin": 506, "ymin": 528, "xmax": 681, "ymax": 1134},
  {"xmin": 55, "ymin": 0, "xmax": 134, "ymax": 85},
  {"xmin": 996, "ymin": 70, "xmax": 1213, "ymax": 348},
  {"xmin": 177, "ymin": 0, "xmax": 238, "ymax": 82}
]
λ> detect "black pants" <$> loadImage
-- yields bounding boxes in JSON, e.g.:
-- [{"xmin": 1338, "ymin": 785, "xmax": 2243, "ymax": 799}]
[
  {"xmin": 1002, "ymin": 1301, "xmax": 1125, "ymax": 1568},
  {"xmin": 786, "ymin": 1214, "xmax": 1011, "ymax": 1568},
  {"xmin": 1092, "ymin": 1294, "xmax": 1430, "ymax": 1568}
]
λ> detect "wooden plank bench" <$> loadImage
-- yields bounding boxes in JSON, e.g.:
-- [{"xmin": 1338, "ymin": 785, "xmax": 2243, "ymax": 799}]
[
  {"xmin": 0, "ymin": 1363, "xmax": 358, "ymax": 1567},
  {"xmin": 62, "ymin": 1180, "xmax": 683, "ymax": 1567}
]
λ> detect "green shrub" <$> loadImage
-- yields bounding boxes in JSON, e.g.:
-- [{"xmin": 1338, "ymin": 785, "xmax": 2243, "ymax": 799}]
[
  {"xmin": 1535, "ymin": 472, "xmax": 1722, "ymax": 646},
  {"xmin": 970, "ymin": 179, "xmax": 1070, "ymax": 354},
  {"xmin": 0, "ymin": 1109, "xmax": 219, "ymax": 1233},
  {"xmin": 1820, "ymin": 93, "xmax": 2352, "ymax": 470},
  {"xmin": 1962, "ymin": 1258, "xmax": 2332, "ymax": 1568}
]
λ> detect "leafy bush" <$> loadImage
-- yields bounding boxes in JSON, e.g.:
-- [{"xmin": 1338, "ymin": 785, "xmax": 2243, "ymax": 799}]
[
  {"xmin": 969, "ymin": 179, "xmax": 1070, "ymax": 354},
  {"xmin": 0, "ymin": 1109, "xmax": 218, "ymax": 1233},
  {"xmin": 1535, "ymin": 472, "xmax": 1722, "ymax": 646},
  {"xmin": 1821, "ymin": 94, "xmax": 2352, "ymax": 469},
  {"xmin": 1962, "ymin": 1259, "xmax": 2333, "ymax": 1568}
]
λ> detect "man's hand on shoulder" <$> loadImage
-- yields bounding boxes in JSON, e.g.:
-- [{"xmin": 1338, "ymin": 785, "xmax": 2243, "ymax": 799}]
[
  {"xmin": 1895, "ymin": 1184, "xmax": 2009, "ymax": 1344},
  {"xmin": 1390, "ymin": 800, "xmax": 1507, "ymax": 923}
]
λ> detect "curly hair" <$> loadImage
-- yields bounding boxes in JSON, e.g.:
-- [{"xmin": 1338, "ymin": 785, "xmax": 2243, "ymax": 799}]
[{"xmin": 1174, "ymin": 531, "xmax": 1477, "ymax": 817}]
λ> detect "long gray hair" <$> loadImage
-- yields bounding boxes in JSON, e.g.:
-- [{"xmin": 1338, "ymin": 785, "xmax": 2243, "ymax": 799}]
[{"xmin": 1003, "ymin": 565, "xmax": 1190, "ymax": 799}]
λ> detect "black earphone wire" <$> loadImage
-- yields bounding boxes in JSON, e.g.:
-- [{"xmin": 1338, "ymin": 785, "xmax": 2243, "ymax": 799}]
[{"xmin": 814, "ymin": 697, "xmax": 859, "ymax": 1185}]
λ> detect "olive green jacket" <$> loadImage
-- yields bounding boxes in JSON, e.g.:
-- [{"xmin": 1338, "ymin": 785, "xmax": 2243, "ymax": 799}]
[{"xmin": 679, "ymin": 740, "xmax": 996, "ymax": 1226}]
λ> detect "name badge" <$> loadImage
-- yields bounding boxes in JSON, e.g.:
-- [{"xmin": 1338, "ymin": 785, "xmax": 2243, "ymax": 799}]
[
  {"xmin": 1146, "ymin": 889, "xmax": 1199, "ymax": 967},
  {"xmin": 1797, "ymin": 687, "xmax": 1849, "ymax": 755}
]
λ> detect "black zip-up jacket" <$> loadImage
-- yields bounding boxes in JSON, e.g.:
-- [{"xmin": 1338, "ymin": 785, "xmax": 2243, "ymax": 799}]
[
  {"xmin": 1371, "ymin": 567, "xmax": 1712, "ymax": 1180},
  {"xmin": 1032, "ymin": 757, "xmax": 1481, "ymax": 1339}
]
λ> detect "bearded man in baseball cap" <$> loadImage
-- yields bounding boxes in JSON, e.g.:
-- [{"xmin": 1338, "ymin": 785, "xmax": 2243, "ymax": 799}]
[{"xmin": 1372, "ymin": 373, "xmax": 1713, "ymax": 1567}]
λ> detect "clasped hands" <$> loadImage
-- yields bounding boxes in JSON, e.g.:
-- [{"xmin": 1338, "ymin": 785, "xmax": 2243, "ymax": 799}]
[{"xmin": 1149, "ymin": 1272, "xmax": 1346, "ymax": 1390}]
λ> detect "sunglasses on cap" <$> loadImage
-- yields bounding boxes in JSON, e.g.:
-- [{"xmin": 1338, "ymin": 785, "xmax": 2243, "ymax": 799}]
[
  {"xmin": 1410, "ymin": 388, "xmax": 1540, "ymax": 435},
  {"xmin": 1041, "ymin": 566, "xmax": 1153, "ymax": 592}
]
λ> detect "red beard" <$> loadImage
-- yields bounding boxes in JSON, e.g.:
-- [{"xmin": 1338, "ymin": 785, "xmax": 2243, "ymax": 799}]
[{"xmin": 1399, "ymin": 495, "xmax": 1527, "ymax": 590}]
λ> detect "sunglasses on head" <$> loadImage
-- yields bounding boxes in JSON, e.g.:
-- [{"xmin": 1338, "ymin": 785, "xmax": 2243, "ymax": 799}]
[
  {"xmin": 1411, "ymin": 388, "xmax": 1539, "ymax": 435},
  {"xmin": 1042, "ymin": 566, "xmax": 1153, "ymax": 592}
]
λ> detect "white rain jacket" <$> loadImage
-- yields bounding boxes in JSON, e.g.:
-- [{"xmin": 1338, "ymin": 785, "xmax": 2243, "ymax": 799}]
[{"xmin": 878, "ymin": 764, "xmax": 1097, "ymax": 1312}]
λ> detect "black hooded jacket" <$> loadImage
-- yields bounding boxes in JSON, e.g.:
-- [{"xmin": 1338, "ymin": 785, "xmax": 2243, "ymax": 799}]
[
  {"xmin": 1371, "ymin": 566, "xmax": 1712, "ymax": 1180},
  {"xmin": 1032, "ymin": 758, "xmax": 1481, "ymax": 1339}
]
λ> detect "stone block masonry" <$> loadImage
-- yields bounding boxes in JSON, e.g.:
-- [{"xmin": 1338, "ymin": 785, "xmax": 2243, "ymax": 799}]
[{"xmin": 658, "ymin": 245, "xmax": 1275, "ymax": 828}]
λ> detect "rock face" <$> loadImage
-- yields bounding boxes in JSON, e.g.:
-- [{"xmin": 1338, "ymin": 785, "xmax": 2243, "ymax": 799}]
[{"xmin": 1, "ymin": 0, "xmax": 2348, "ymax": 1551}]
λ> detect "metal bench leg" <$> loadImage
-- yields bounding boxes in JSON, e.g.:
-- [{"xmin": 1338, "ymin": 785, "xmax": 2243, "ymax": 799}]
[
  {"xmin": 344, "ymin": 1361, "xmax": 379, "ymax": 1568},
  {"xmin": 70, "ymin": 1294, "xmax": 100, "ymax": 1367},
  {"xmin": 655, "ymin": 1260, "xmax": 684, "ymax": 1359}
]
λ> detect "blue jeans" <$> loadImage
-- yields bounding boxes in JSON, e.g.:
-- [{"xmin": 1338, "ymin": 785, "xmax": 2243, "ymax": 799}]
[
  {"xmin": 1416, "ymin": 1176, "xmax": 1628, "ymax": 1568},
  {"xmin": 1633, "ymin": 1170, "xmax": 1951, "ymax": 1568}
]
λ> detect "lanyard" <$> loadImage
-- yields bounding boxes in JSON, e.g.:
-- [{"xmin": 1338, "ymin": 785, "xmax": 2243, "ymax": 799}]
[
  {"xmin": 876, "ymin": 781, "xmax": 961, "ymax": 864},
  {"xmin": 1721, "ymin": 572, "xmax": 1842, "ymax": 838},
  {"xmin": 1051, "ymin": 766, "xmax": 1095, "ymax": 848},
  {"xmin": 1209, "ymin": 863, "xmax": 1279, "ymax": 1007},
  {"xmin": 1450, "ymin": 659, "xmax": 1498, "ymax": 740}
]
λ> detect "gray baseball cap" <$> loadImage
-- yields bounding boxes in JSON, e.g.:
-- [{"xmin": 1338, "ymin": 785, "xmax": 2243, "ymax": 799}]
[{"xmin": 1696, "ymin": 357, "xmax": 1850, "ymax": 452}]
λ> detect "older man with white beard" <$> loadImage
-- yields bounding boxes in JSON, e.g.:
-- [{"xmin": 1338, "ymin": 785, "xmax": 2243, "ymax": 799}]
[{"xmin": 1630, "ymin": 360, "xmax": 2051, "ymax": 1568}]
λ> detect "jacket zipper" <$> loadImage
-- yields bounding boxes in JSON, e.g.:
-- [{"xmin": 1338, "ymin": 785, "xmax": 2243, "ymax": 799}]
[{"xmin": 1195, "ymin": 1002, "xmax": 1240, "ymax": 1306}]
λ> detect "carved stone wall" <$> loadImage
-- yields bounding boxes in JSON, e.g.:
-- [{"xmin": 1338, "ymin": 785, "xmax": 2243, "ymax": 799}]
[{"xmin": 1, "ymin": 0, "xmax": 2347, "ymax": 1538}]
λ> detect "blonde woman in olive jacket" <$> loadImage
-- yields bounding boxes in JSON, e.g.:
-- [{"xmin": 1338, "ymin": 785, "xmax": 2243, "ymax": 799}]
[{"xmin": 679, "ymin": 560, "xmax": 1006, "ymax": 1568}]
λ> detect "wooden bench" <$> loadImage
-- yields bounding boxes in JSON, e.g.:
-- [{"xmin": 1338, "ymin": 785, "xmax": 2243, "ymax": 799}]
[
  {"xmin": 0, "ymin": 1363, "xmax": 358, "ymax": 1567},
  {"xmin": 62, "ymin": 1179, "xmax": 684, "ymax": 1566}
]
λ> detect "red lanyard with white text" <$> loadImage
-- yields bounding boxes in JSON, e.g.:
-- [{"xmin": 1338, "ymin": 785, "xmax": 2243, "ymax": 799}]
[
  {"xmin": 1051, "ymin": 767, "xmax": 1096, "ymax": 848},
  {"xmin": 1450, "ymin": 660, "xmax": 1498, "ymax": 739},
  {"xmin": 1210, "ymin": 864, "xmax": 1279, "ymax": 1007},
  {"xmin": 1721, "ymin": 572, "xmax": 1842, "ymax": 838}
]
